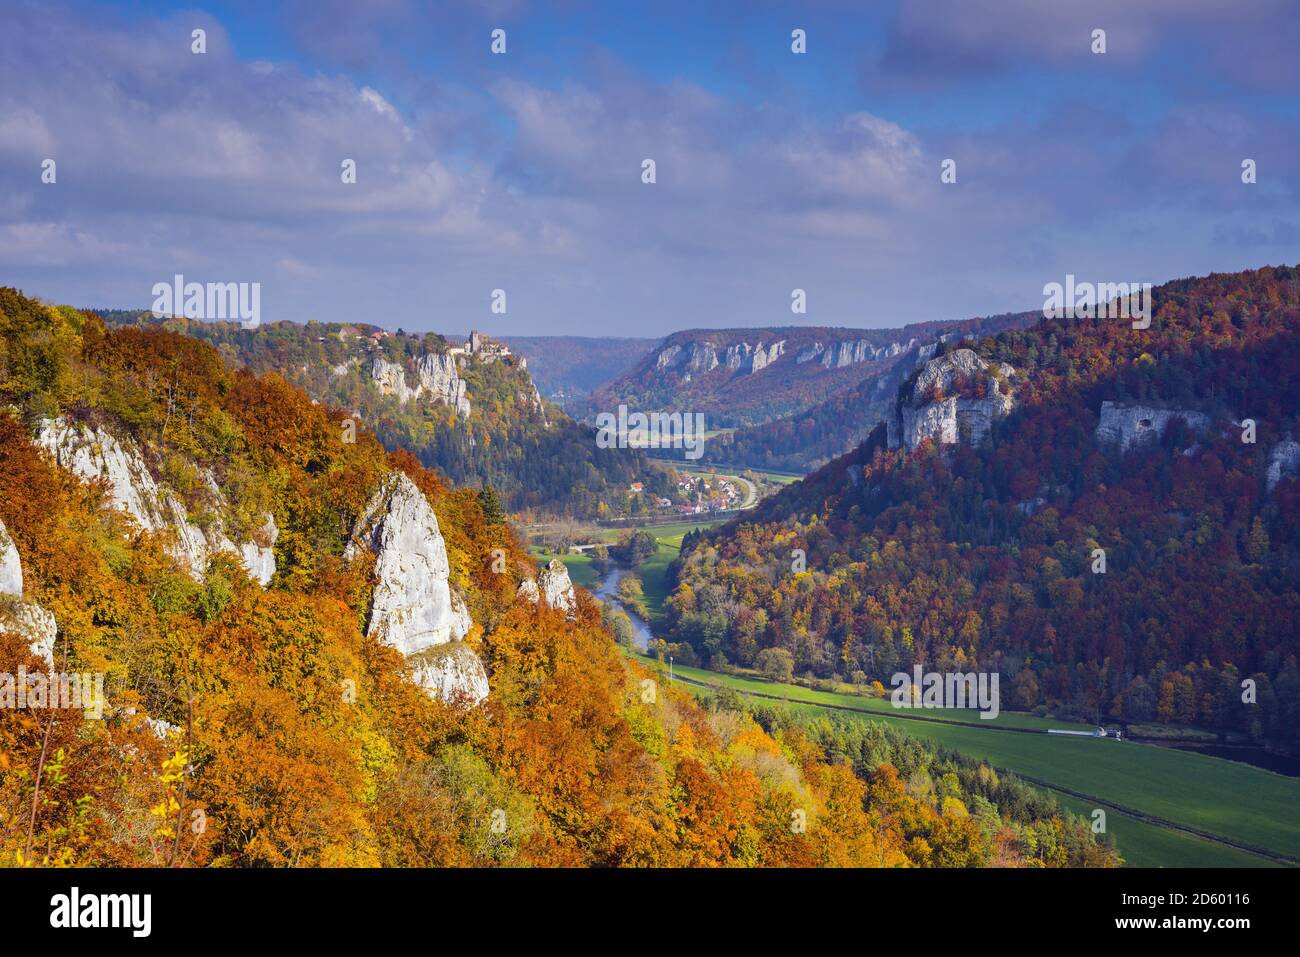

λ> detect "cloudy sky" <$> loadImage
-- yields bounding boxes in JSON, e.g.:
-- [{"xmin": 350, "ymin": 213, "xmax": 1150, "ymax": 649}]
[{"xmin": 2, "ymin": 0, "xmax": 1297, "ymax": 337}]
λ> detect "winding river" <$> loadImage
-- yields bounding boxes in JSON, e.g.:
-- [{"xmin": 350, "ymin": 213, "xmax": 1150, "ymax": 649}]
[{"xmin": 592, "ymin": 565, "xmax": 653, "ymax": 651}]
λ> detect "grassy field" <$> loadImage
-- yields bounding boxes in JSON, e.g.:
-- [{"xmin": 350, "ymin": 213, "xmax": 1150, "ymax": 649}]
[
  {"xmin": 533, "ymin": 519, "xmax": 725, "ymax": 620},
  {"xmin": 668, "ymin": 661, "xmax": 1099, "ymax": 732},
  {"xmin": 1046, "ymin": 791, "xmax": 1277, "ymax": 868},
  {"xmin": 623, "ymin": 520, "xmax": 723, "ymax": 620},
  {"xmin": 530, "ymin": 547, "xmax": 600, "ymax": 588},
  {"xmin": 550, "ymin": 523, "xmax": 1299, "ymax": 867},
  {"xmin": 650, "ymin": 658, "xmax": 1300, "ymax": 867}
]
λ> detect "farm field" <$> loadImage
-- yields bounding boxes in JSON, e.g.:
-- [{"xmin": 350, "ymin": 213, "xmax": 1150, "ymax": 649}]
[
  {"xmin": 668, "ymin": 661, "xmax": 1099, "ymax": 732},
  {"xmin": 649, "ymin": 658, "xmax": 1300, "ymax": 867},
  {"xmin": 1045, "ymin": 791, "xmax": 1276, "ymax": 868}
]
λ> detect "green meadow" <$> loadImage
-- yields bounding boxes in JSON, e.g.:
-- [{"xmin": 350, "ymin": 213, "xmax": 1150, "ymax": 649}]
[
  {"xmin": 535, "ymin": 519, "xmax": 725, "ymax": 620},
  {"xmin": 654, "ymin": 660, "xmax": 1300, "ymax": 867},
  {"xmin": 549, "ymin": 520, "xmax": 1300, "ymax": 867}
]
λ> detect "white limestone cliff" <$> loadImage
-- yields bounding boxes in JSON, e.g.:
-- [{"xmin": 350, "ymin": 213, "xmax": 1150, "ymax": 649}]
[
  {"xmin": 371, "ymin": 353, "xmax": 471, "ymax": 416},
  {"xmin": 889, "ymin": 349, "xmax": 1015, "ymax": 450},
  {"xmin": 540, "ymin": 559, "xmax": 576, "ymax": 612},
  {"xmin": 0, "ymin": 518, "xmax": 57, "ymax": 665},
  {"xmin": 517, "ymin": 558, "xmax": 577, "ymax": 615},
  {"xmin": 1094, "ymin": 402, "xmax": 1211, "ymax": 452},
  {"xmin": 408, "ymin": 641, "xmax": 490, "ymax": 706},
  {"xmin": 822, "ymin": 337, "xmax": 916, "ymax": 369},
  {"xmin": 239, "ymin": 514, "xmax": 279, "ymax": 587},
  {"xmin": 655, "ymin": 344, "xmax": 684, "ymax": 369},
  {"xmin": 0, "ymin": 519, "xmax": 21, "ymax": 599},
  {"xmin": 345, "ymin": 472, "xmax": 485, "ymax": 705},
  {"xmin": 657, "ymin": 334, "xmax": 917, "ymax": 381},
  {"xmin": 1267, "ymin": 439, "xmax": 1300, "ymax": 491},
  {"xmin": 370, "ymin": 357, "xmax": 421, "ymax": 404},
  {"xmin": 751, "ymin": 340, "xmax": 785, "ymax": 373},
  {"xmin": 417, "ymin": 353, "xmax": 471, "ymax": 416},
  {"xmin": 35, "ymin": 418, "xmax": 277, "ymax": 584}
]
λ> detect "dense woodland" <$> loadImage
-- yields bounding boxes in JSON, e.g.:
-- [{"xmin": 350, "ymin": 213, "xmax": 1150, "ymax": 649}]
[
  {"xmin": 670, "ymin": 267, "xmax": 1300, "ymax": 747},
  {"xmin": 94, "ymin": 311, "xmax": 671, "ymax": 520},
  {"xmin": 706, "ymin": 311, "xmax": 1039, "ymax": 473},
  {"xmin": 1, "ymin": 289, "xmax": 1115, "ymax": 866}
]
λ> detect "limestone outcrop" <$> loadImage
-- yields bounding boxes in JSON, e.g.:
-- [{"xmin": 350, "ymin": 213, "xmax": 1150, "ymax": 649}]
[
  {"xmin": 35, "ymin": 418, "xmax": 277, "ymax": 584},
  {"xmin": 370, "ymin": 353, "xmax": 471, "ymax": 416},
  {"xmin": 1094, "ymin": 402, "xmax": 1211, "ymax": 452},
  {"xmin": 345, "ymin": 472, "xmax": 485, "ymax": 705},
  {"xmin": 1267, "ymin": 439, "xmax": 1300, "ymax": 491},
  {"xmin": 889, "ymin": 349, "xmax": 1015, "ymax": 450},
  {"xmin": 408, "ymin": 641, "xmax": 490, "ymax": 706},
  {"xmin": 0, "ymin": 518, "xmax": 57, "ymax": 665},
  {"xmin": 816, "ymin": 337, "xmax": 916, "ymax": 370},
  {"xmin": 416, "ymin": 353, "xmax": 471, "ymax": 416},
  {"xmin": 517, "ymin": 558, "xmax": 577, "ymax": 615}
]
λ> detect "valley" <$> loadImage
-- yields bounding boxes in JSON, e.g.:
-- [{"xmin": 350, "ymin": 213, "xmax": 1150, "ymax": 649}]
[{"xmin": 554, "ymin": 509, "xmax": 1300, "ymax": 868}]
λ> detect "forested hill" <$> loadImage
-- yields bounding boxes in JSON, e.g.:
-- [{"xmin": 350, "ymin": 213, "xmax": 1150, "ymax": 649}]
[
  {"xmin": 93, "ymin": 311, "xmax": 670, "ymax": 520},
  {"xmin": 670, "ymin": 265, "xmax": 1300, "ymax": 747},
  {"xmin": 706, "ymin": 311, "xmax": 1039, "ymax": 473},
  {"xmin": 587, "ymin": 313, "xmax": 1038, "ymax": 431},
  {"xmin": 0, "ymin": 287, "xmax": 1116, "ymax": 867}
]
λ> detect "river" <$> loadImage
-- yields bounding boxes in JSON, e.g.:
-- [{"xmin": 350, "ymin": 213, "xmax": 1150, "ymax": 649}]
[{"xmin": 592, "ymin": 565, "xmax": 653, "ymax": 651}]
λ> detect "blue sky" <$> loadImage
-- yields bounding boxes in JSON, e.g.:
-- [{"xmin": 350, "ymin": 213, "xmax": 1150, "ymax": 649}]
[{"xmin": 2, "ymin": 0, "xmax": 1297, "ymax": 336}]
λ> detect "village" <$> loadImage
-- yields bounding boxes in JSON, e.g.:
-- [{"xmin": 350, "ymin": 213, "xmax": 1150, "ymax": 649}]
[{"xmin": 627, "ymin": 467, "xmax": 751, "ymax": 516}]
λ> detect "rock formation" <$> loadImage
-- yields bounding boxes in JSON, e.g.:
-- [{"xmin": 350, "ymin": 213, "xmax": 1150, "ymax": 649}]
[
  {"xmin": 889, "ymin": 349, "xmax": 1016, "ymax": 450},
  {"xmin": 370, "ymin": 353, "xmax": 471, "ymax": 416},
  {"xmin": 35, "ymin": 418, "xmax": 277, "ymax": 584},
  {"xmin": 408, "ymin": 641, "xmax": 490, "ymax": 705},
  {"xmin": 416, "ymin": 353, "xmax": 471, "ymax": 416},
  {"xmin": 345, "ymin": 472, "xmax": 485, "ymax": 705},
  {"xmin": 517, "ymin": 558, "xmax": 577, "ymax": 615},
  {"xmin": 1094, "ymin": 402, "xmax": 1211, "ymax": 452},
  {"xmin": 1267, "ymin": 439, "xmax": 1300, "ymax": 491},
  {"xmin": 0, "ymin": 518, "xmax": 57, "ymax": 665},
  {"xmin": 750, "ymin": 341, "xmax": 785, "ymax": 373},
  {"xmin": 799, "ymin": 337, "xmax": 917, "ymax": 369}
]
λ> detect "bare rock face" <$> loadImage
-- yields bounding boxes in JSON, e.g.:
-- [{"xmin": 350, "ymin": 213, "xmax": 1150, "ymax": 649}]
[
  {"xmin": 408, "ymin": 641, "xmax": 489, "ymax": 706},
  {"xmin": 239, "ymin": 513, "xmax": 279, "ymax": 587},
  {"xmin": 1267, "ymin": 439, "xmax": 1300, "ymax": 491},
  {"xmin": 890, "ymin": 349, "xmax": 1015, "ymax": 450},
  {"xmin": 823, "ymin": 337, "xmax": 916, "ymax": 369},
  {"xmin": 516, "ymin": 577, "xmax": 541, "ymax": 604},
  {"xmin": 416, "ymin": 353, "xmax": 471, "ymax": 416},
  {"xmin": 345, "ymin": 472, "xmax": 471, "ymax": 654},
  {"xmin": 35, "ymin": 418, "xmax": 276, "ymax": 584},
  {"xmin": 796, "ymin": 342, "xmax": 823, "ymax": 364},
  {"xmin": 1094, "ymin": 401, "xmax": 1211, "ymax": 452},
  {"xmin": 0, "ymin": 518, "xmax": 57, "ymax": 665},
  {"xmin": 687, "ymin": 342, "xmax": 720, "ymax": 372},
  {"xmin": 539, "ymin": 559, "xmax": 576, "ymax": 612},
  {"xmin": 0, "ymin": 518, "xmax": 21, "ymax": 599},
  {"xmin": 518, "ymin": 558, "xmax": 576, "ymax": 615},
  {"xmin": 751, "ymin": 340, "xmax": 786, "ymax": 373},
  {"xmin": 346, "ymin": 472, "xmax": 484, "ymax": 705},
  {"xmin": 654, "ymin": 344, "xmax": 684, "ymax": 370},
  {"xmin": 370, "ymin": 357, "xmax": 421, "ymax": 404},
  {"xmin": 371, "ymin": 354, "xmax": 471, "ymax": 416}
]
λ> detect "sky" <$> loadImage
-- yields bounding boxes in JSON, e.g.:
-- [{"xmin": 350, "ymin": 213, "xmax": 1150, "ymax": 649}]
[{"xmin": 2, "ymin": 0, "xmax": 1298, "ymax": 337}]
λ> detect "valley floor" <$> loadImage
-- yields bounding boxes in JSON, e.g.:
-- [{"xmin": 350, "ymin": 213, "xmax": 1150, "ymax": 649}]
[{"xmin": 545, "ymin": 523, "xmax": 1300, "ymax": 869}]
